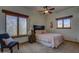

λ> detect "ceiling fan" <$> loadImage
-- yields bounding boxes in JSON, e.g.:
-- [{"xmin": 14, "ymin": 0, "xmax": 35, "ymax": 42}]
[{"xmin": 39, "ymin": 6, "xmax": 55, "ymax": 14}]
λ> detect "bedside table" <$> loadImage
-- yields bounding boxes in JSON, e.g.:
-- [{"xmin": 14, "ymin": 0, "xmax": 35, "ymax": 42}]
[{"xmin": 28, "ymin": 30, "xmax": 36, "ymax": 43}]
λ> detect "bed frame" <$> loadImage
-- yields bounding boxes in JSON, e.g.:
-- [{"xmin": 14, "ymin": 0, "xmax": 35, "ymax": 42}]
[
  {"xmin": 33, "ymin": 25, "xmax": 45, "ymax": 33},
  {"xmin": 33, "ymin": 25, "xmax": 64, "ymax": 48}
]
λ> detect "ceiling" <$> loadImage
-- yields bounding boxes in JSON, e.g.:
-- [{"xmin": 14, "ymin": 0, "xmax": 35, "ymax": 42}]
[{"xmin": 24, "ymin": 6, "xmax": 73, "ymax": 13}]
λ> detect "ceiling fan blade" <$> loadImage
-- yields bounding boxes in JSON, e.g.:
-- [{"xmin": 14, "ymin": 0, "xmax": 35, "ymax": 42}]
[
  {"xmin": 48, "ymin": 11, "xmax": 52, "ymax": 14},
  {"xmin": 49, "ymin": 8, "xmax": 55, "ymax": 10},
  {"xmin": 43, "ymin": 6, "xmax": 48, "ymax": 9}
]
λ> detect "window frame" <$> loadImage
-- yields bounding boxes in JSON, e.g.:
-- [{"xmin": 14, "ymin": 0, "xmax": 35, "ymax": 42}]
[
  {"xmin": 56, "ymin": 15, "xmax": 72, "ymax": 29},
  {"xmin": 3, "ymin": 10, "xmax": 29, "ymax": 38}
]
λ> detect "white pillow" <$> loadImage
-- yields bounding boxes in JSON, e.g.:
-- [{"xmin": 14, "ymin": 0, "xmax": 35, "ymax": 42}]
[{"xmin": 3, "ymin": 38, "xmax": 15, "ymax": 45}]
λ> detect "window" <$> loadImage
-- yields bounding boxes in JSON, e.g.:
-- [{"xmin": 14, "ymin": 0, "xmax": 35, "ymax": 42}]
[
  {"xmin": 19, "ymin": 17, "xmax": 27, "ymax": 35},
  {"xmin": 56, "ymin": 15, "xmax": 72, "ymax": 29},
  {"xmin": 2, "ymin": 10, "xmax": 29, "ymax": 37},
  {"xmin": 57, "ymin": 19, "xmax": 63, "ymax": 28},
  {"xmin": 6, "ymin": 15, "xmax": 17, "ymax": 36},
  {"xmin": 64, "ymin": 19, "xmax": 70, "ymax": 28}
]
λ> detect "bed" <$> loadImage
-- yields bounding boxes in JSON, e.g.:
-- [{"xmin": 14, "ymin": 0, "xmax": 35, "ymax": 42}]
[{"xmin": 33, "ymin": 25, "xmax": 64, "ymax": 48}]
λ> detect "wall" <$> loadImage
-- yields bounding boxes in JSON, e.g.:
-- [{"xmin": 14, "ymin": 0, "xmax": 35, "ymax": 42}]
[
  {"xmin": 46, "ymin": 7, "xmax": 79, "ymax": 42},
  {"xmin": 0, "ymin": 6, "xmax": 45, "ymax": 43}
]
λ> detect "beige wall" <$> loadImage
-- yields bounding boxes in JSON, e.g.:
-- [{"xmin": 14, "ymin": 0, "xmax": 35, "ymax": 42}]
[
  {"xmin": 46, "ymin": 7, "xmax": 79, "ymax": 42},
  {"xmin": 0, "ymin": 6, "xmax": 45, "ymax": 43}
]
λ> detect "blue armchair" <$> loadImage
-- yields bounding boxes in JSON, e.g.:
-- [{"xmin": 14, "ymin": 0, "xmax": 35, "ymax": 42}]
[{"xmin": 0, "ymin": 33, "xmax": 19, "ymax": 53}]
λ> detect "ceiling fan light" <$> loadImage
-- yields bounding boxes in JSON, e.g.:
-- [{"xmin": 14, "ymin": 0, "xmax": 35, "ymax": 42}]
[{"xmin": 45, "ymin": 10, "xmax": 48, "ymax": 13}]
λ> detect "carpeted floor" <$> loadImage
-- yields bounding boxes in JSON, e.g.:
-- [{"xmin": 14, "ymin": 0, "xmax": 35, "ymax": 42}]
[{"xmin": 1, "ymin": 40, "xmax": 79, "ymax": 53}]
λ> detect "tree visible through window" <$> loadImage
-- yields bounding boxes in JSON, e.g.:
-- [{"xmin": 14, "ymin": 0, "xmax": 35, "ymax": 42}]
[
  {"xmin": 19, "ymin": 17, "xmax": 27, "ymax": 35},
  {"xmin": 6, "ymin": 15, "xmax": 28, "ymax": 37},
  {"xmin": 6, "ymin": 15, "xmax": 17, "ymax": 36}
]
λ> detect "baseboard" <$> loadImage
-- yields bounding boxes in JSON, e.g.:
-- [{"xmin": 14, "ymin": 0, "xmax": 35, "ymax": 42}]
[{"xmin": 65, "ymin": 40, "xmax": 79, "ymax": 44}]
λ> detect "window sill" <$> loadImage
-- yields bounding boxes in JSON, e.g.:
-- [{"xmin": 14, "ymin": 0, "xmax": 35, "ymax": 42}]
[
  {"xmin": 12, "ymin": 35, "xmax": 28, "ymax": 38},
  {"xmin": 56, "ymin": 27, "xmax": 71, "ymax": 29}
]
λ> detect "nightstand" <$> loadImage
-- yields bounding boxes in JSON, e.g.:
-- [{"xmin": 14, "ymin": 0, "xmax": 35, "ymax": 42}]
[{"xmin": 28, "ymin": 30, "xmax": 36, "ymax": 43}]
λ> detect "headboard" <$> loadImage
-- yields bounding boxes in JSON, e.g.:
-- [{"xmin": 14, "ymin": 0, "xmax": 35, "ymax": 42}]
[{"xmin": 33, "ymin": 25, "xmax": 45, "ymax": 33}]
